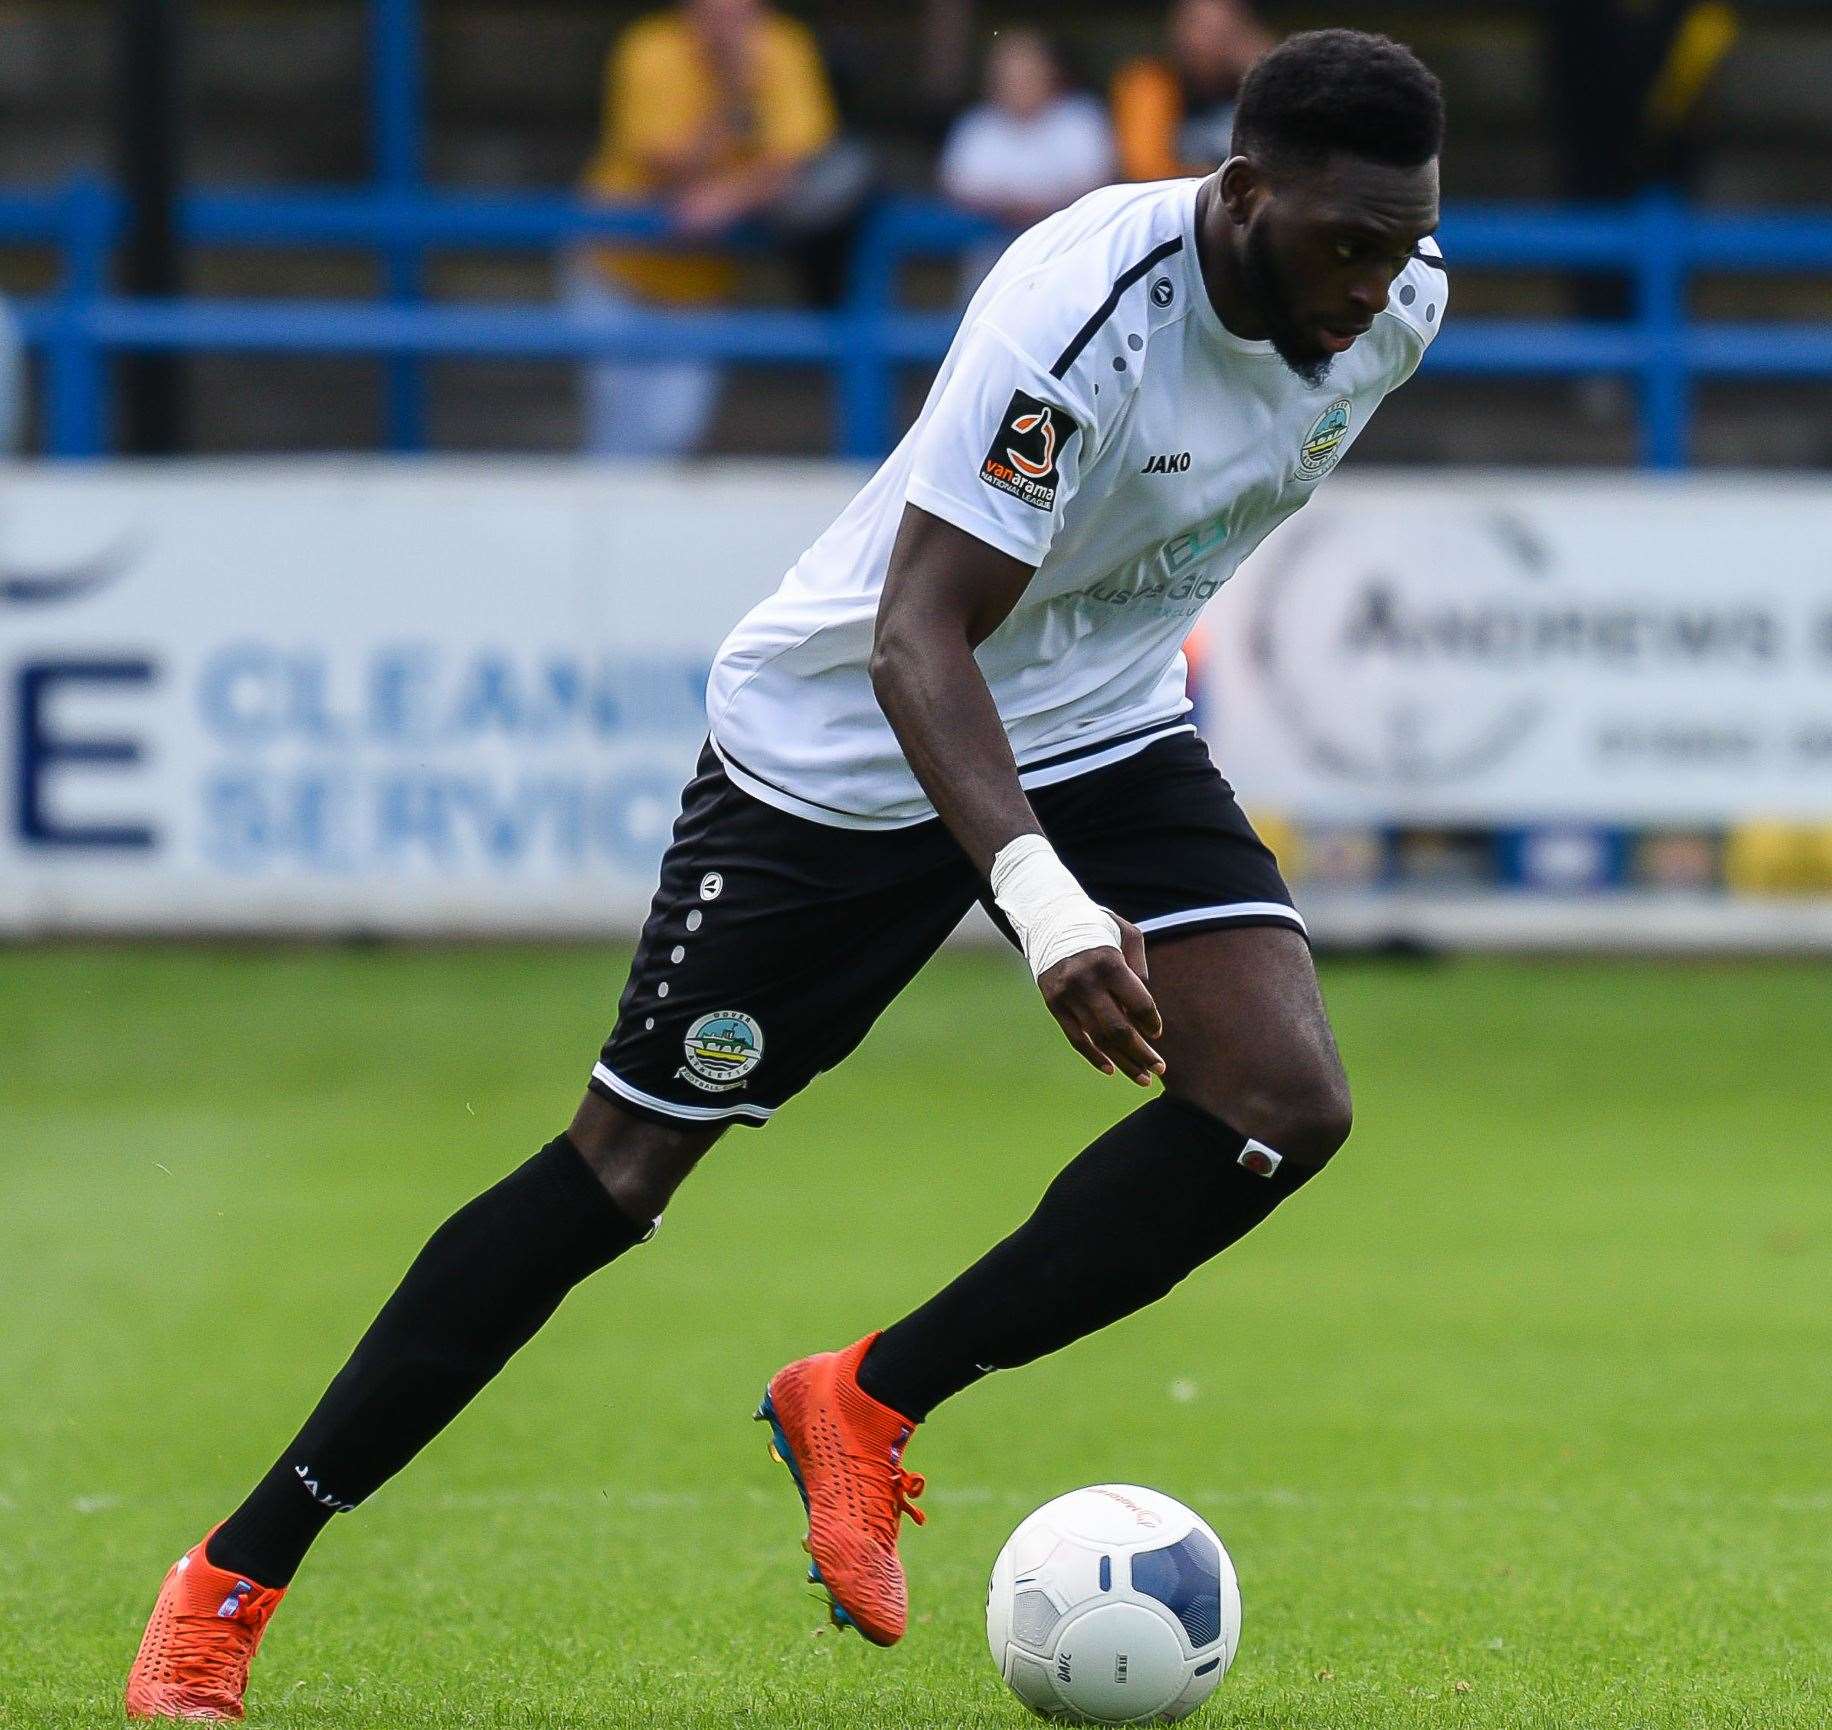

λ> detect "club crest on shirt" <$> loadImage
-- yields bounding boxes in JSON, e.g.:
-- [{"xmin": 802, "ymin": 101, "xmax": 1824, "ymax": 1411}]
[
  {"xmin": 981, "ymin": 390, "xmax": 1071, "ymax": 512},
  {"xmin": 1296, "ymin": 398, "xmax": 1354, "ymax": 480},
  {"xmin": 678, "ymin": 1009, "xmax": 764, "ymax": 1093}
]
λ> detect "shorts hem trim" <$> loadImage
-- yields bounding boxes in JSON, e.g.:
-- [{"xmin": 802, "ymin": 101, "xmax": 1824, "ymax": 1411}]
[
  {"xmin": 1016, "ymin": 723, "xmax": 1197, "ymax": 792},
  {"xmin": 1137, "ymin": 902, "xmax": 1308, "ymax": 937},
  {"xmin": 590, "ymin": 1061, "xmax": 777, "ymax": 1124},
  {"xmin": 708, "ymin": 719, "xmax": 1198, "ymax": 832}
]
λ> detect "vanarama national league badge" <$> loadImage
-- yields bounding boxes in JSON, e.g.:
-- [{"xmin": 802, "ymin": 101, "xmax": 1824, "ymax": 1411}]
[
  {"xmin": 678, "ymin": 1010, "xmax": 764, "ymax": 1093},
  {"xmin": 981, "ymin": 390, "xmax": 1072, "ymax": 512},
  {"xmin": 1296, "ymin": 398, "xmax": 1353, "ymax": 480}
]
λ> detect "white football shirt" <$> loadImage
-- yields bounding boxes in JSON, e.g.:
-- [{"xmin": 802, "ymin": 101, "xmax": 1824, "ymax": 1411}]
[{"xmin": 707, "ymin": 177, "xmax": 1447, "ymax": 828}]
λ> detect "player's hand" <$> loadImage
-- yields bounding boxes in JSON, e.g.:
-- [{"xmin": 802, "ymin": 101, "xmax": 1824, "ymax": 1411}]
[{"xmin": 1038, "ymin": 916, "xmax": 1165, "ymax": 1085}]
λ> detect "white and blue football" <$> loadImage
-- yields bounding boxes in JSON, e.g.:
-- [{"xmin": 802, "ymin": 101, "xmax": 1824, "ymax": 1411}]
[{"xmin": 986, "ymin": 1484, "xmax": 1241, "ymax": 1724}]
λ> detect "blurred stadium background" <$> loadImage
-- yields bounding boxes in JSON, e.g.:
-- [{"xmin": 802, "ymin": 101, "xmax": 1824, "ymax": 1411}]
[
  {"xmin": 4, "ymin": 10, "xmax": 1830, "ymax": 1727},
  {"xmin": 0, "ymin": 0, "xmax": 1829, "ymax": 944}
]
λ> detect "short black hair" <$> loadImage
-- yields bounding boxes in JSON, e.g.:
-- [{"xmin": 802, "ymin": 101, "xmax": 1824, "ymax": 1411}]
[{"xmin": 1233, "ymin": 29, "xmax": 1445, "ymax": 171}]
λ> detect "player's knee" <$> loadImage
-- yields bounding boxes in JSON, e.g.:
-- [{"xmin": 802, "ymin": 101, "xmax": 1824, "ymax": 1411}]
[
  {"xmin": 1233, "ymin": 1069, "xmax": 1354, "ymax": 1168},
  {"xmin": 576, "ymin": 1129, "xmax": 707, "ymax": 1223},
  {"xmin": 567, "ymin": 1094, "xmax": 721, "ymax": 1222}
]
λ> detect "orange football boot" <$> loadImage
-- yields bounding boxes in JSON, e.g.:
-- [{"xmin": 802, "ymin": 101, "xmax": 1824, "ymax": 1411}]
[
  {"xmin": 756, "ymin": 1332, "xmax": 926, "ymax": 1646},
  {"xmin": 125, "ymin": 1531, "xmax": 285, "ymax": 1720}
]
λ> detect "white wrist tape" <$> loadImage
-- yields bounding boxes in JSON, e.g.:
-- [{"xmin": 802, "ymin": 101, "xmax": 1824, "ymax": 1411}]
[{"xmin": 990, "ymin": 833, "xmax": 1121, "ymax": 981}]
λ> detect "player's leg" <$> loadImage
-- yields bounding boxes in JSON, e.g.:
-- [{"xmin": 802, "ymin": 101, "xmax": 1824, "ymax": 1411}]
[
  {"xmin": 193, "ymin": 744, "xmax": 788, "ymax": 1593},
  {"xmin": 124, "ymin": 1107, "xmax": 704, "ymax": 1720},
  {"xmin": 581, "ymin": 756, "xmax": 983, "ymax": 1656},
  {"xmin": 208, "ymin": 1106, "xmax": 716, "ymax": 1582},
  {"xmin": 857, "ymin": 925, "xmax": 1344, "ymax": 1419},
  {"xmin": 855, "ymin": 733, "xmax": 1344, "ymax": 1419},
  {"xmin": 127, "ymin": 741, "xmax": 971, "ymax": 1717},
  {"xmin": 1141, "ymin": 921, "xmax": 1351, "ymax": 1160},
  {"xmin": 759, "ymin": 739, "xmax": 1340, "ymax": 1648}
]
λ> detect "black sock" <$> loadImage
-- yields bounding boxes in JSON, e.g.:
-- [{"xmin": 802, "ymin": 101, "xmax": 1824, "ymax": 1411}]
[
  {"xmin": 858, "ymin": 1096, "xmax": 1320, "ymax": 1422},
  {"xmin": 206, "ymin": 1135, "xmax": 645, "ymax": 1586}
]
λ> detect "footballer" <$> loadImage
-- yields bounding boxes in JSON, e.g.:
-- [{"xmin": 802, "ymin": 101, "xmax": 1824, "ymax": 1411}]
[{"xmin": 128, "ymin": 28, "xmax": 1447, "ymax": 1716}]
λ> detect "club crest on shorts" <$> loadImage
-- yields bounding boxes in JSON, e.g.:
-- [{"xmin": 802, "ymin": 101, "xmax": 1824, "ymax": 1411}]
[
  {"xmin": 1295, "ymin": 398, "xmax": 1353, "ymax": 480},
  {"xmin": 981, "ymin": 390, "xmax": 1072, "ymax": 512},
  {"xmin": 678, "ymin": 1009, "xmax": 764, "ymax": 1093}
]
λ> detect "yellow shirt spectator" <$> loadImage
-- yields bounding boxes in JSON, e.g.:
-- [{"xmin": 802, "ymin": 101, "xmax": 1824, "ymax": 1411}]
[{"xmin": 583, "ymin": 7, "xmax": 838, "ymax": 305}]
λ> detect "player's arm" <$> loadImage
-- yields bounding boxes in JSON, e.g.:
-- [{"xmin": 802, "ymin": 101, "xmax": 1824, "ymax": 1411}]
[{"xmin": 871, "ymin": 504, "xmax": 1164, "ymax": 1086}]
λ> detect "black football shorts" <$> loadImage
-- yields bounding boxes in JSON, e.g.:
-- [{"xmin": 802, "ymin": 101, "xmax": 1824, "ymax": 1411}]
[{"xmin": 591, "ymin": 730, "xmax": 1303, "ymax": 1128}]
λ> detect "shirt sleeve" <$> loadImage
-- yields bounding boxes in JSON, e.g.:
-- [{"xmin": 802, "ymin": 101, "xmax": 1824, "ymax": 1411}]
[
  {"xmin": 905, "ymin": 322, "xmax": 1095, "ymax": 568},
  {"xmin": 1383, "ymin": 236, "xmax": 1449, "ymax": 388}
]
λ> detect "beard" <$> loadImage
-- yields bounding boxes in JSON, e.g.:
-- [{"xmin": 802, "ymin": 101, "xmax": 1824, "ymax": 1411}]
[{"xmin": 1242, "ymin": 224, "xmax": 1336, "ymax": 389}]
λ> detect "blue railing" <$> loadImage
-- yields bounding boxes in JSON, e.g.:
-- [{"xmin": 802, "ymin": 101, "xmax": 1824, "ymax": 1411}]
[{"xmin": 1, "ymin": 177, "xmax": 1830, "ymax": 466}]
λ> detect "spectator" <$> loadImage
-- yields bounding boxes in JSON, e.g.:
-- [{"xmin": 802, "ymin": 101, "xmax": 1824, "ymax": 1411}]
[
  {"xmin": 940, "ymin": 29, "xmax": 1114, "ymax": 295},
  {"xmin": 916, "ymin": 0, "xmax": 979, "ymax": 133},
  {"xmin": 573, "ymin": 0, "xmax": 844, "ymax": 457},
  {"xmin": 1548, "ymin": 0, "xmax": 1738, "ymax": 323},
  {"xmin": 940, "ymin": 29, "xmax": 1114, "ymax": 228},
  {"xmin": 1111, "ymin": 0, "xmax": 1273, "ymax": 182},
  {"xmin": 809, "ymin": 0, "xmax": 976, "ymax": 152}
]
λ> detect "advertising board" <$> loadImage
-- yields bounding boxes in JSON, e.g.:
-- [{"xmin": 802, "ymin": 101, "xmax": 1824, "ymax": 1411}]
[{"xmin": 4, "ymin": 463, "xmax": 1829, "ymax": 942}]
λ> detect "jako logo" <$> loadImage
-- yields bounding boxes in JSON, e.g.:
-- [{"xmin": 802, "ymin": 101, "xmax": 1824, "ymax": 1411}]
[
  {"xmin": 293, "ymin": 1464, "xmax": 357, "ymax": 1513},
  {"xmin": 1008, "ymin": 407, "xmax": 1056, "ymax": 479},
  {"xmin": 1141, "ymin": 451, "xmax": 1191, "ymax": 475}
]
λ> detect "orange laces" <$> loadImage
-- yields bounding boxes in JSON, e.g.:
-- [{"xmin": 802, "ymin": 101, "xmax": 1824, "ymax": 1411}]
[
  {"xmin": 887, "ymin": 1467, "xmax": 926, "ymax": 1532},
  {"xmin": 166, "ymin": 1600, "xmax": 268, "ymax": 1700},
  {"xmin": 896, "ymin": 1469, "xmax": 927, "ymax": 1528}
]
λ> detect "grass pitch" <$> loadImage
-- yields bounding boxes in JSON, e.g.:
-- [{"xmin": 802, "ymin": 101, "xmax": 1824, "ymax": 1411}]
[{"xmin": 1, "ymin": 944, "xmax": 1827, "ymax": 1729}]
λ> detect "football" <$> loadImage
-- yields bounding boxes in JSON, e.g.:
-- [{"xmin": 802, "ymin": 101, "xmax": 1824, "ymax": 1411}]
[{"xmin": 986, "ymin": 1484, "xmax": 1241, "ymax": 1724}]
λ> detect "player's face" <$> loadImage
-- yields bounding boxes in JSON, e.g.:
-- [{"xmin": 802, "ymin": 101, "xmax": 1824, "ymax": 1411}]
[{"xmin": 1232, "ymin": 154, "xmax": 1440, "ymax": 386}]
